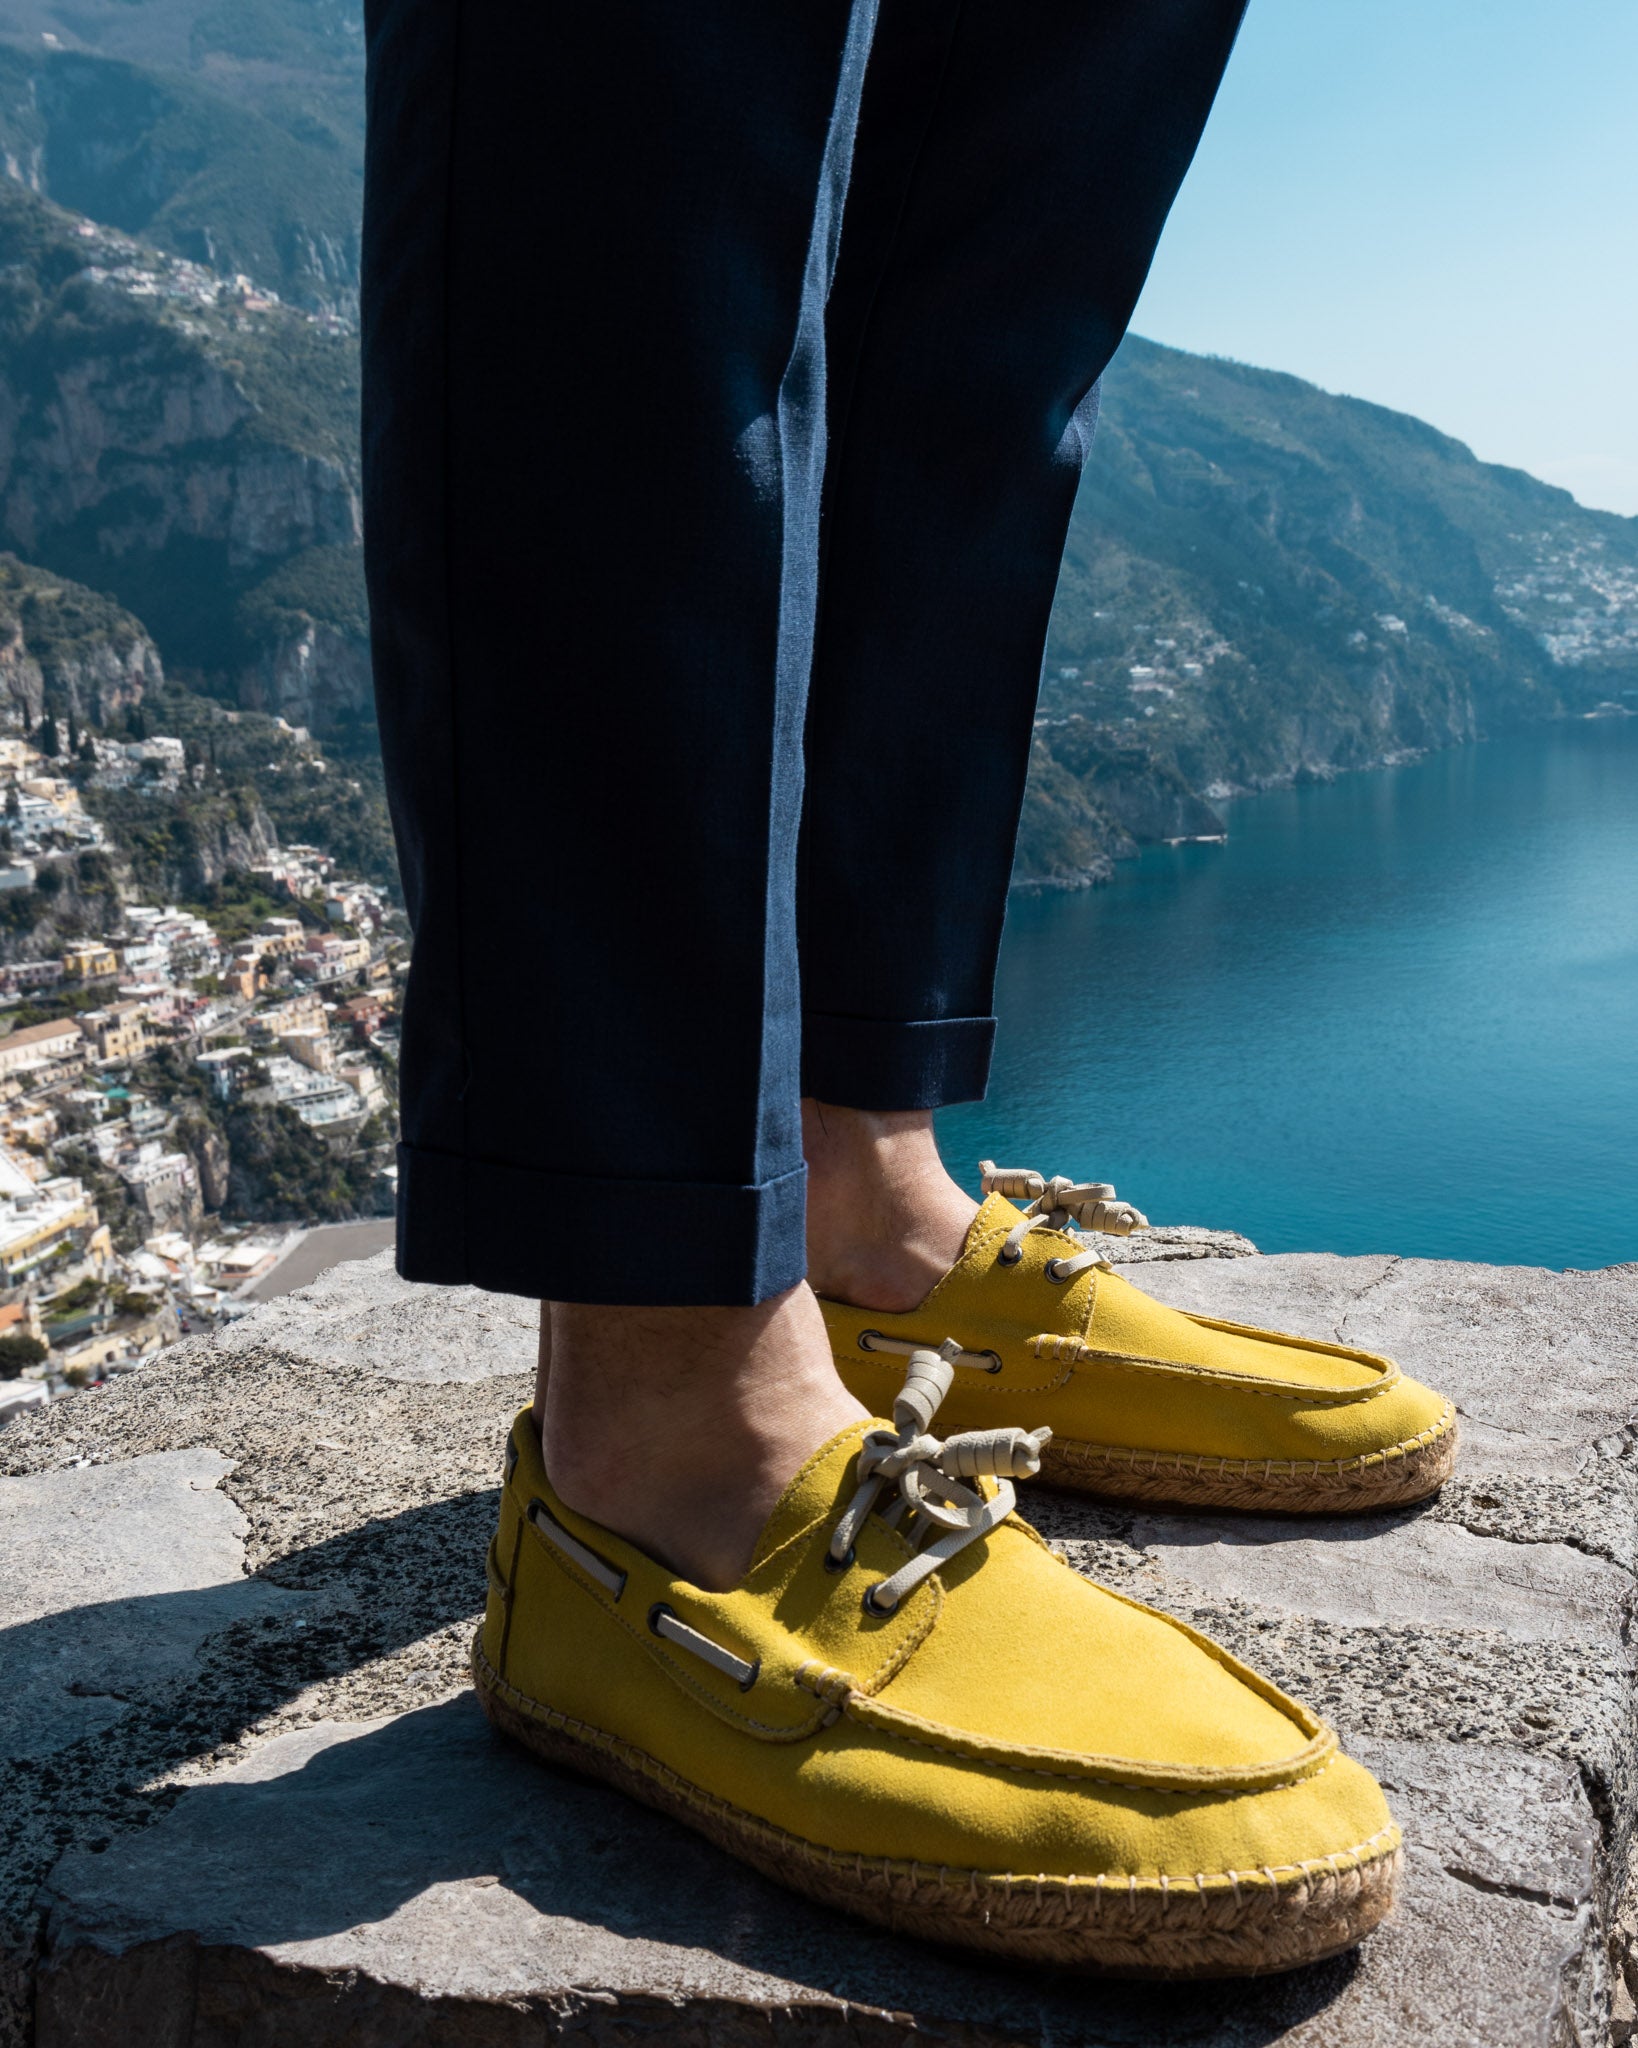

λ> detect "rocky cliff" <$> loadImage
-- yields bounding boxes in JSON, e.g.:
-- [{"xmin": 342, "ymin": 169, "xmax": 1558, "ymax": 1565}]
[
  {"xmin": 0, "ymin": 180, "xmax": 369, "ymax": 737},
  {"xmin": 0, "ymin": 554, "xmax": 161, "ymax": 729}
]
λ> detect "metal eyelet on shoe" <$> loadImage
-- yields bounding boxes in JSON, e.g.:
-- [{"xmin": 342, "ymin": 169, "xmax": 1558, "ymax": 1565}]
[
  {"xmin": 647, "ymin": 1601, "xmax": 674, "ymax": 1636},
  {"xmin": 1044, "ymin": 1258, "xmax": 1072, "ymax": 1283},
  {"xmin": 998, "ymin": 1245, "xmax": 1023, "ymax": 1266},
  {"xmin": 857, "ymin": 1329, "xmax": 882, "ymax": 1352},
  {"xmin": 824, "ymin": 1543, "xmax": 856, "ymax": 1574},
  {"xmin": 862, "ymin": 1583, "xmax": 896, "ymax": 1617},
  {"xmin": 979, "ymin": 1350, "xmax": 1003, "ymax": 1374}
]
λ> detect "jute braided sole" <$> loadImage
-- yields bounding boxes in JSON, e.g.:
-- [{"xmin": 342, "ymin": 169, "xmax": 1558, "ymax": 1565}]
[
  {"xmin": 1036, "ymin": 1407, "xmax": 1458, "ymax": 1514},
  {"xmin": 471, "ymin": 1636, "xmax": 1400, "ymax": 1976}
]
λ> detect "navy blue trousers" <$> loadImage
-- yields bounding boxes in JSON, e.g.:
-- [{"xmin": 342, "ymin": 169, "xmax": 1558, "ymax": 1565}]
[{"xmin": 362, "ymin": 0, "xmax": 1245, "ymax": 1305}]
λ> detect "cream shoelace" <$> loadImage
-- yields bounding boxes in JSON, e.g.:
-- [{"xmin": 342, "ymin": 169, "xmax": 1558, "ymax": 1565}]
[
  {"xmin": 980, "ymin": 1159, "xmax": 1148, "ymax": 1282},
  {"xmin": 828, "ymin": 1340, "xmax": 1050, "ymax": 1614}
]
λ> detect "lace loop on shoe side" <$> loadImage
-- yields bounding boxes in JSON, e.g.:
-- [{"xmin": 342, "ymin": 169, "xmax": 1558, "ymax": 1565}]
[
  {"xmin": 857, "ymin": 1330, "xmax": 1002, "ymax": 1373},
  {"xmin": 527, "ymin": 1499, "xmax": 628, "ymax": 1600},
  {"xmin": 648, "ymin": 1601, "xmax": 760, "ymax": 1691},
  {"xmin": 833, "ymin": 1339, "xmax": 1051, "ymax": 1614}
]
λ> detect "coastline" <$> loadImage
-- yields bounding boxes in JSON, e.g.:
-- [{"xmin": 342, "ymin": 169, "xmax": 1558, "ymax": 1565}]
[{"xmin": 1010, "ymin": 702, "xmax": 1638, "ymax": 892}]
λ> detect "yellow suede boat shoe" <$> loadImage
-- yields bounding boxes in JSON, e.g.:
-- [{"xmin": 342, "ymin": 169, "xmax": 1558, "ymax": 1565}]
[
  {"xmin": 819, "ymin": 1163, "xmax": 1457, "ymax": 1514},
  {"xmin": 475, "ymin": 1350, "xmax": 1401, "ymax": 1975}
]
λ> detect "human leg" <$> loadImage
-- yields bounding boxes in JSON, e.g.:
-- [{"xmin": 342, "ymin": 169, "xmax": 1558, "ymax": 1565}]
[
  {"xmin": 364, "ymin": 0, "xmax": 878, "ymax": 1583},
  {"xmin": 799, "ymin": 0, "xmax": 1248, "ymax": 1296},
  {"xmin": 794, "ymin": 1, "xmax": 1455, "ymax": 1512},
  {"xmin": 803, "ymin": 1100, "xmax": 974, "ymax": 1310},
  {"xmin": 799, "ymin": 0, "xmax": 1249, "ymax": 1126},
  {"xmin": 363, "ymin": 0, "xmax": 875, "ymax": 1311},
  {"xmin": 369, "ymin": 0, "xmax": 1404, "ymax": 1970}
]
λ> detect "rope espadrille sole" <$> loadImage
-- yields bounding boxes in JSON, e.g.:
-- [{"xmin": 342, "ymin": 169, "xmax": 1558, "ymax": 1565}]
[
  {"xmin": 471, "ymin": 1634, "xmax": 1401, "ymax": 1976},
  {"xmin": 1037, "ymin": 1404, "xmax": 1458, "ymax": 1514}
]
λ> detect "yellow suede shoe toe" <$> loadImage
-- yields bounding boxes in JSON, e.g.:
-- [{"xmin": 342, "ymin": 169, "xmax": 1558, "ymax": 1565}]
[
  {"xmin": 820, "ymin": 1169, "xmax": 1457, "ymax": 1513},
  {"xmin": 475, "ymin": 1358, "xmax": 1401, "ymax": 1975}
]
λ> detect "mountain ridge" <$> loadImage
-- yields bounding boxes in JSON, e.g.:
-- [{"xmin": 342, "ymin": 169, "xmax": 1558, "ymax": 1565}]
[
  {"xmin": 0, "ymin": 109, "xmax": 1629, "ymax": 892},
  {"xmin": 1017, "ymin": 333, "xmax": 1638, "ymax": 883}
]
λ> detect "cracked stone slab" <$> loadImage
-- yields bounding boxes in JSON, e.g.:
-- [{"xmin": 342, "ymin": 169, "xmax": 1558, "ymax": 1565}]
[
  {"xmin": 1132, "ymin": 1512, "xmax": 1634, "ymax": 1644},
  {"xmin": 1132, "ymin": 1251, "xmax": 1402, "ymax": 1347},
  {"xmin": 1093, "ymin": 1224, "xmax": 1260, "ymax": 1263},
  {"xmin": 8, "ymin": 1247, "xmax": 1636, "ymax": 2046},
  {"xmin": 1340, "ymin": 1260, "xmax": 1638, "ymax": 1480},
  {"xmin": 35, "ymin": 1698, "xmax": 1606, "ymax": 2048},
  {"xmin": 1350, "ymin": 1737, "xmax": 1599, "ymax": 1911},
  {"xmin": 211, "ymin": 1250, "xmax": 537, "ymax": 1384},
  {"xmin": 1132, "ymin": 1254, "xmax": 1638, "ymax": 1477},
  {"xmin": 1426, "ymin": 1471, "xmax": 1638, "ymax": 1576},
  {"xmin": 0, "ymin": 1450, "xmax": 296, "ymax": 1761}
]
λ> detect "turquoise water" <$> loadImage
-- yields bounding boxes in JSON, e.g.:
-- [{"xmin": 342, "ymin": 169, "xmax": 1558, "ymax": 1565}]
[{"xmin": 940, "ymin": 719, "xmax": 1638, "ymax": 1270}]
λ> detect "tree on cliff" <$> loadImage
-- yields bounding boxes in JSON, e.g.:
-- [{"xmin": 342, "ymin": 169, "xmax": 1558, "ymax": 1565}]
[{"xmin": 0, "ymin": 1332, "xmax": 47, "ymax": 1378}]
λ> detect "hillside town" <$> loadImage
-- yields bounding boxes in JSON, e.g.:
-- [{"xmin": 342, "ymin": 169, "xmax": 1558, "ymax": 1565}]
[
  {"xmin": 1493, "ymin": 522, "xmax": 1638, "ymax": 674},
  {"xmin": 66, "ymin": 211, "xmax": 356, "ymax": 337},
  {"xmin": 0, "ymin": 728, "xmax": 403, "ymax": 1426}
]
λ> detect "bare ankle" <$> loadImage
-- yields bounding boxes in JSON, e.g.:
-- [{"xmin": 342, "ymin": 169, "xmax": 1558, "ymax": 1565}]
[
  {"xmin": 531, "ymin": 1304, "xmax": 551, "ymax": 1429},
  {"xmin": 802, "ymin": 1099, "xmax": 977, "ymax": 1312},
  {"xmin": 544, "ymin": 1287, "xmax": 866, "ymax": 1591}
]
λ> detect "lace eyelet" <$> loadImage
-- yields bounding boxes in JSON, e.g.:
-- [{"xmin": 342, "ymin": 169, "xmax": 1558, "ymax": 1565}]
[
  {"xmin": 824, "ymin": 1542, "xmax": 856, "ymax": 1574},
  {"xmin": 980, "ymin": 1351, "xmax": 1004, "ymax": 1374},
  {"xmin": 862, "ymin": 1583, "xmax": 896, "ymax": 1617},
  {"xmin": 857, "ymin": 1329, "xmax": 882, "ymax": 1353},
  {"xmin": 998, "ymin": 1245, "xmax": 1023, "ymax": 1267},
  {"xmin": 647, "ymin": 1601, "xmax": 675, "ymax": 1636},
  {"xmin": 1044, "ymin": 1259, "xmax": 1072, "ymax": 1284}
]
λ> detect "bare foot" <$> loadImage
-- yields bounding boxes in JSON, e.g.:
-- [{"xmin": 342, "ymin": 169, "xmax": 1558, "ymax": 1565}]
[
  {"xmin": 545, "ymin": 1286, "xmax": 867, "ymax": 1590},
  {"xmin": 803, "ymin": 1099, "xmax": 978, "ymax": 1313}
]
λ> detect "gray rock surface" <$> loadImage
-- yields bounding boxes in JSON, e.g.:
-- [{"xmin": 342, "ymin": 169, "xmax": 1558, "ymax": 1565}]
[
  {"xmin": 3, "ymin": 1244, "xmax": 1635, "ymax": 2045},
  {"xmin": 212, "ymin": 1247, "xmax": 538, "ymax": 1383},
  {"xmin": 1093, "ymin": 1223, "xmax": 1261, "ymax": 1263},
  {"xmin": 28, "ymin": 1705, "xmax": 1607, "ymax": 2048},
  {"xmin": 0, "ymin": 1450, "xmax": 296, "ymax": 1762},
  {"xmin": 1134, "ymin": 1253, "xmax": 1638, "ymax": 1481},
  {"xmin": 1133, "ymin": 1513, "xmax": 1631, "ymax": 1642}
]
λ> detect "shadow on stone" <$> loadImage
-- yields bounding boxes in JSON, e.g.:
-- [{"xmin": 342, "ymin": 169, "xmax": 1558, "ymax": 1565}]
[
  {"xmin": 3, "ymin": 1486, "xmax": 502, "ymax": 1757},
  {"xmin": 42, "ymin": 1693, "xmax": 1361, "ymax": 2045}
]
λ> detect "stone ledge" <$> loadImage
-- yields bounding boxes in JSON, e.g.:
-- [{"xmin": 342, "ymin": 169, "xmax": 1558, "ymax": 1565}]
[{"xmin": 3, "ymin": 1245, "xmax": 1636, "ymax": 2046}]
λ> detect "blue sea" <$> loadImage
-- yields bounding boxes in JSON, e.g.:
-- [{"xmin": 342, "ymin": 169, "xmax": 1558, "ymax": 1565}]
[{"xmin": 940, "ymin": 718, "xmax": 1638, "ymax": 1270}]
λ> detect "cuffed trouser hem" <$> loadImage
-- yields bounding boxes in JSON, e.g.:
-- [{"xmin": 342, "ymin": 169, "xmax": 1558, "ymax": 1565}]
[
  {"xmin": 800, "ymin": 1011, "xmax": 996, "ymax": 1111},
  {"xmin": 394, "ymin": 1145, "xmax": 809, "ymax": 1306}
]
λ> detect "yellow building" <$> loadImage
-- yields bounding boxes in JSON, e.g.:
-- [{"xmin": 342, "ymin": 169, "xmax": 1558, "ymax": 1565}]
[
  {"xmin": 63, "ymin": 943, "xmax": 119, "ymax": 981},
  {"xmin": 255, "ymin": 918, "xmax": 309, "ymax": 960},
  {"xmin": 0, "ymin": 1182, "xmax": 104, "ymax": 1290},
  {"xmin": 80, "ymin": 1001, "xmax": 154, "ymax": 1065}
]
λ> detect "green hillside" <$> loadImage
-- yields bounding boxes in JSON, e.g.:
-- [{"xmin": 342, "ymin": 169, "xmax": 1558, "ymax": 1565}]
[
  {"xmin": 0, "ymin": 178, "xmax": 365, "ymax": 701},
  {"xmin": 0, "ymin": 93, "xmax": 1632, "ymax": 897},
  {"xmin": 1021, "ymin": 336, "xmax": 1638, "ymax": 881},
  {"xmin": 0, "ymin": 0, "xmax": 362, "ymax": 165},
  {"xmin": 0, "ymin": 41, "xmax": 358, "ymax": 314}
]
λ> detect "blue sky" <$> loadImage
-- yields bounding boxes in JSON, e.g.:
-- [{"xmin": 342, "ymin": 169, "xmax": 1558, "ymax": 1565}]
[{"xmin": 1131, "ymin": 0, "xmax": 1638, "ymax": 515}]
